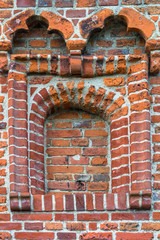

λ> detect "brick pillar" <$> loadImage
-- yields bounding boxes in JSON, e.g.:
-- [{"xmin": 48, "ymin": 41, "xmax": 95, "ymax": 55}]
[
  {"xmin": 128, "ymin": 54, "xmax": 151, "ymax": 208},
  {"xmin": 8, "ymin": 58, "xmax": 29, "ymax": 193}
]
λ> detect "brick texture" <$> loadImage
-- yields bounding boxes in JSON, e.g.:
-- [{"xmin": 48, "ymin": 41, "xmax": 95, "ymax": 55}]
[{"xmin": 0, "ymin": 1, "xmax": 159, "ymax": 239}]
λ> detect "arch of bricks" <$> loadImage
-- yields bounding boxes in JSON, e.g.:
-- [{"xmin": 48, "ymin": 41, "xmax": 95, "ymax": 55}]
[
  {"xmin": 8, "ymin": 52, "xmax": 151, "ymax": 211},
  {"xmin": 1, "ymin": 7, "xmax": 155, "ymax": 52}
]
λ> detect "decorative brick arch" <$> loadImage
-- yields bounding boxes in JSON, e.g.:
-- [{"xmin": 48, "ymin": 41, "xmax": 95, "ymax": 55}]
[
  {"xmin": 79, "ymin": 8, "xmax": 155, "ymax": 48},
  {"xmin": 3, "ymin": 9, "xmax": 74, "ymax": 43},
  {"xmin": 119, "ymin": 8, "xmax": 155, "ymax": 40},
  {"xmin": 29, "ymin": 83, "xmax": 127, "ymax": 195},
  {"xmin": 2, "ymin": 7, "xmax": 156, "ymax": 52}
]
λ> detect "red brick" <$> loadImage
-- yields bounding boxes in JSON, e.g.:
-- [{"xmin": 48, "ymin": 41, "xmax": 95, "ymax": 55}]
[
  {"xmin": 57, "ymin": 232, "xmax": 76, "ymax": 240},
  {"xmin": 80, "ymin": 232, "xmax": 112, "ymax": 239},
  {"xmin": 65, "ymin": 195, "xmax": 74, "ymax": 211},
  {"xmin": 51, "ymin": 139, "xmax": 70, "ymax": 146},
  {"xmin": 29, "ymin": 40, "xmax": 46, "ymax": 48},
  {"xmin": 0, "ymin": 223, "xmax": 21, "ymax": 230},
  {"xmin": 91, "ymin": 157, "xmax": 107, "ymax": 165},
  {"xmin": 0, "ymin": 10, "xmax": 11, "ymax": 18},
  {"xmin": 104, "ymin": 77, "xmax": 125, "ymax": 87},
  {"xmin": 147, "ymin": 6, "xmax": 160, "ymax": 15},
  {"xmin": 55, "ymin": 194, "xmax": 63, "ymax": 211},
  {"xmin": 17, "ymin": 0, "xmax": 36, "ymax": 7},
  {"xmin": 88, "ymin": 182, "xmax": 109, "ymax": 191},
  {"xmin": 24, "ymin": 222, "xmax": 43, "ymax": 230},
  {"xmin": 77, "ymin": 0, "xmax": 96, "ymax": 7},
  {"xmin": 120, "ymin": 222, "xmax": 139, "ymax": 231},
  {"xmin": 86, "ymin": 193, "xmax": 93, "ymax": 211},
  {"xmin": 153, "ymin": 212, "xmax": 160, "ymax": 220},
  {"xmin": 85, "ymin": 129, "xmax": 108, "ymax": 137},
  {"xmin": 0, "ymin": 214, "xmax": 10, "ymax": 221},
  {"xmin": 48, "ymin": 181, "xmax": 86, "ymax": 191},
  {"xmin": 77, "ymin": 213, "xmax": 108, "ymax": 221},
  {"xmin": 13, "ymin": 214, "xmax": 52, "ymax": 221},
  {"xmin": 0, "ymin": 233, "xmax": 11, "ymax": 240},
  {"xmin": 66, "ymin": 222, "xmax": 86, "ymax": 231},
  {"xmin": 71, "ymin": 139, "xmax": 89, "ymax": 147},
  {"xmin": 142, "ymin": 222, "xmax": 160, "ymax": 231},
  {"xmin": 112, "ymin": 213, "xmax": 149, "ymax": 220},
  {"xmin": 89, "ymin": 223, "xmax": 97, "ymax": 230},
  {"xmin": 55, "ymin": 213, "xmax": 74, "ymax": 221},
  {"xmin": 15, "ymin": 232, "xmax": 54, "ymax": 239},
  {"xmin": 87, "ymin": 166, "xmax": 109, "ymax": 174},
  {"xmin": 83, "ymin": 148, "xmax": 107, "ymax": 156},
  {"xmin": 45, "ymin": 222, "xmax": 63, "ymax": 230},
  {"xmin": 47, "ymin": 165, "xmax": 83, "ymax": 174},
  {"xmin": 122, "ymin": 0, "xmax": 142, "ymax": 4},
  {"xmin": 55, "ymin": 0, "xmax": 73, "ymax": 7},
  {"xmin": 116, "ymin": 232, "xmax": 153, "ymax": 240},
  {"xmin": 47, "ymin": 129, "xmax": 82, "ymax": 138},
  {"xmin": 99, "ymin": 0, "xmax": 118, "ymax": 5},
  {"xmin": 47, "ymin": 147, "xmax": 81, "ymax": 156},
  {"xmin": 66, "ymin": 10, "xmax": 86, "ymax": 18},
  {"xmin": 101, "ymin": 223, "xmax": 118, "ymax": 230},
  {"xmin": 0, "ymin": 0, "xmax": 13, "ymax": 8},
  {"xmin": 50, "ymin": 39, "xmax": 65, "ymax": 48}
]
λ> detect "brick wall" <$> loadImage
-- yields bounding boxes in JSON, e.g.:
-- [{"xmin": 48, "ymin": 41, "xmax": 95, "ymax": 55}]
[{"xmin": 0, "ymin": 0, "xmax": 160, "ymax": 239}]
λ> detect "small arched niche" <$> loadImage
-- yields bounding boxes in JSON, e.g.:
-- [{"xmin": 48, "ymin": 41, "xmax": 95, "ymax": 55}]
[
  {"xmin": 45, "ymin": 110, "xmax": 110, "ymax": 194},
  {"xmin": 83, "ymin": 16, "xmax": 145, "ymax": 56},
  {"xmin": 12, "ymin": 15, "xmax": 67, "ymax": 55}
]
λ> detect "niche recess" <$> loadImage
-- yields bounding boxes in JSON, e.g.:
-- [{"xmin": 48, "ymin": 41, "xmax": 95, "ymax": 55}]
[{"xmin": 45, "ymin": 110, "xmax": 110, "ymax": 194}]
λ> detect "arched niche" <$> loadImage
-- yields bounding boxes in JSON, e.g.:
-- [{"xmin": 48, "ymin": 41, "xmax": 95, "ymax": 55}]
[
  {"xmin": 12, "ymin": 15, "xmax": 67, "ymax": 55},
  {"xmin": 82, "ymin": 16, "xmax": 146, "ymax": 56}
]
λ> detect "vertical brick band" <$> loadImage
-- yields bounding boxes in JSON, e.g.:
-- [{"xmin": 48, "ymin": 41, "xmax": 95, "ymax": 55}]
[
  {"xmin": 8, "ymin": 62, "xmax": 28, "ymax": 193},
  {"xmin": 127, "ymin": 55, "xmax": 151, "ymax": 208}
]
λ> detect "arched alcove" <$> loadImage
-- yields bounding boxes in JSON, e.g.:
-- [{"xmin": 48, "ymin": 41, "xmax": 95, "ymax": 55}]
[
  {"xmin": 83, "ymin": 16, "xmax": 145, "ymax": 56},
  {"xmin": 13, "ymin": 15, "xmax": 67, "ymax": 55}
]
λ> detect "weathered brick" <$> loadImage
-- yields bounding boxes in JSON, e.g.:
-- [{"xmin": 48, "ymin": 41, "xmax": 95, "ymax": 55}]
[{"xmin": 17, "ymin": 0, "xmax": 36, "ymax": 7}]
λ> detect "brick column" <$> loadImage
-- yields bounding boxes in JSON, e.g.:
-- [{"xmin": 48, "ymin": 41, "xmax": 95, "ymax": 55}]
[
  {"xmin": 127, "ymin": 54, "xmax": 151, "ymax": 208},
  {"xmin": 8, "ymin": 59, "xmax": 28, "ymax": 193}
]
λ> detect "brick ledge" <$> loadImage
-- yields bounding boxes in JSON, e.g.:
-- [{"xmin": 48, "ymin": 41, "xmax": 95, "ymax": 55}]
[{"xmin": 10, "ymin": 192, "xmax": 151, "ymax": 211}]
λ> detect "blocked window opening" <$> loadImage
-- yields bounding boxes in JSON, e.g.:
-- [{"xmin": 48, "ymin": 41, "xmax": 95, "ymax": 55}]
[{"xmin": 45, "ymin": 110, "xmax": 110, "ymax": 194}]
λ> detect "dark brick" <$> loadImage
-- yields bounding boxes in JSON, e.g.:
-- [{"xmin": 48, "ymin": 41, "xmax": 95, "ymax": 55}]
[
  {"xmin": 38, "ymin": 0, "xmax": 52, "ymax": 6},
  {"xmin": 57, "ymin": 232, "xmax": 76, "ymax": 239},
  {"xmin": 55, "ymin": 0, "xmax": 73, "ymax": 7},
  {"xmin": 0, "ymin": 123, "xmax": 6, "ymax": 129},
  {"xmin": 93, "ymin": 174, "xmax": 110, "ymax": 182},
  {"xmin": 73, "ymin": 121, "xmax": 91, "ymax": 128}
]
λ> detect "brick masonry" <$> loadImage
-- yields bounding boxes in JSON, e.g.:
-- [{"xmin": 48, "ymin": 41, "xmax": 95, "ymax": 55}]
[{"xmin": 0, "ymin": 0, "xmax": 160, "ymax": 239}]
